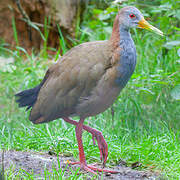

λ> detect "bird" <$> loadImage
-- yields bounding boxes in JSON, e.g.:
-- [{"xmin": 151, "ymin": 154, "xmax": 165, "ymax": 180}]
[{"xmin": 15, "ymin": 6, "xmax": 163, "ymax": 174}]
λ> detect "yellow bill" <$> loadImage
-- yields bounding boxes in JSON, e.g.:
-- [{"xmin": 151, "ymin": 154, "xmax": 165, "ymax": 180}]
[{"xmin": 138, "ymin": 18, "xmax": 163, "ymax": 36}]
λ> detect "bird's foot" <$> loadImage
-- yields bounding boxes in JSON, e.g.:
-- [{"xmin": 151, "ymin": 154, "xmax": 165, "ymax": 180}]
[
  {"xmin": 62, "ymin": 118, "xmax": 108, "ymax": 166},
  {"xmin": 91, "ymin": 130, "xmax": 108, "ymax": 166},
  {"xmin": 67, "ymin": 161, "xmax": 119, "ymax": 175},
  {"xmin": 86, "ymin": 164, "xmax": 119, "ymax": 174}
]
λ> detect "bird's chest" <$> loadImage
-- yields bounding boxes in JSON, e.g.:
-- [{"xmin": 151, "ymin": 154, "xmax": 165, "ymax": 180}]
[{"xmin": 115, "ymin": 39, "xmax": 137, "ymax": 87}]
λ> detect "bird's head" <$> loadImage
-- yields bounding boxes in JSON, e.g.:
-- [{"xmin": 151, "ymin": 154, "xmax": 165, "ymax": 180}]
[{"xmin": 118, "ymin": 6, "xmax": 163, "ymax": 36}]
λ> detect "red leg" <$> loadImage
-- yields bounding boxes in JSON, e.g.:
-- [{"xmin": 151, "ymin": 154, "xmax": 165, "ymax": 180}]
[
  {"xmin": 75, "ymin": 118, "xmax": 86, "ymax": 166},
  {"xmin": 63, "ymin": 117, "xmax": 108, "ymax": 165},
  {"xmin": 73, "ymin": 118, "xmax": 100, "ymax": 175},
  {"xmin": 63, "ymin": 117, "xmax": 119, "ymax": 174}
]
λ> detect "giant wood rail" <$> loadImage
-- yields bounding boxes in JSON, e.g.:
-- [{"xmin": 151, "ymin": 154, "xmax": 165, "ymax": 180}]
[{"xmin": 16, "ymin": 6, "xmax": 163, "ymax": 174}]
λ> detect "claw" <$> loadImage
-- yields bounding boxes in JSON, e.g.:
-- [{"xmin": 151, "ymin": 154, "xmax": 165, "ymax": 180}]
[{"xmin": 68, "ymin": 161, "xmax": 119, "ymax": 175}]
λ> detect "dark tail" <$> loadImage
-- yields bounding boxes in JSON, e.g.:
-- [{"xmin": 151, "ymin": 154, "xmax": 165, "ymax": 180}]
[
  {"xmin": 15, "ymin": 69, "xmax": 50, "ymax": 111},
  {"xmin": 15, "ymin": 84, "xmax": 41, "ymax": 111}
]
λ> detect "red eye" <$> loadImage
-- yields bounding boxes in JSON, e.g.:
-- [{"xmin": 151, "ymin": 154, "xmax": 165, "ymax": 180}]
[{"xmin": 129, "ymin": 13, "xmax": 136, "ymax": 19}]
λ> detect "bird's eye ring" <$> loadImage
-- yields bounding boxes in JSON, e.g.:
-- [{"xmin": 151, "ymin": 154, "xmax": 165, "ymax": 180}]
[{"xmin": 129, "ymin": 13, "xmax": 136, "ymax": 19}]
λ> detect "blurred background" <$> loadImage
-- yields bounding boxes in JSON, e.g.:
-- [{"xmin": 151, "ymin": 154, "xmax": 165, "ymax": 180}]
[{"xmin": 0, "ymin": 0, "xmax": 179, "ymax": 178}]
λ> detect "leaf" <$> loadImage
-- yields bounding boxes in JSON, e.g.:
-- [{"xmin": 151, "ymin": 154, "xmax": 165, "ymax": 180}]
[
  {"xmin": 1, "ymin": 64, "xmax": 16, "ymax": 73},
  {"xmin": 139, "ymin": 91, "xmax": 154, "ymax": 104},
  {"xmin": 178, "ymin": 48, "xmax": 180, "ymax": 57},
  {"xmin": 150, "ymin": 80, "xmax": 169, "ymax": 85},
  {"xmin": 138, "ymin": 88, "xmax": 155, "ymax": 95},
  {"xmin": 138, "ymin": 88, "xmax": 155, "ymax": 104},
  {"xmin": 93, "ymin": 9, "xmax": 103, "ymax": 15},
  {"xmin": 113, "ymin": 0, "xmax": 127, "ymax": 4},
  {"xmin": 163, "ymin": 41, "xmax": 180, "ymax": 49},
  {"xmin": 151, "ymin": 3, "xmax": 172, "ymax": 13},
  {"xmin": 174, "ymin": 10, "xmax": 180, "ymax": 20},
  {"xmin": 171, "ymin": 84, "xmax": 180, "ymax": 100},
  {"xmin": 104, "ymin": 27, "xmax": 112, "ymax": 35},
  {"xmin": 24, "ymin": 67, "xmax": 32, "ymax": 73},
  {"xmin": 98, "ymin": 13, "xmax": 110, "ymax": 21},
  {"xmin": 0, "ymin": 57, "xmax": 14, "ymax": 67}
]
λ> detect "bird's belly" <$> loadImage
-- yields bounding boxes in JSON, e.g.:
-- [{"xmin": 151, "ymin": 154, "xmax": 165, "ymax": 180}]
[{"xmin": 75, "ymin": 85, "xmax": 121, "ymax": 118}]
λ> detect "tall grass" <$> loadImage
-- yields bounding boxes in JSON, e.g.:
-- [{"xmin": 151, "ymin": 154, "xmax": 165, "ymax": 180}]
[{"xmin": 0, "ymin": 0, "xmax": 179, "ymax": 179}]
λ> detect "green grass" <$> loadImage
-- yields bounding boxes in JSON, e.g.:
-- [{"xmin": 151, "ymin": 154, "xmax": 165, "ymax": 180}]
[{"xmin": 0, "ymin": 1, "xmax": 180, "ymax": 179}]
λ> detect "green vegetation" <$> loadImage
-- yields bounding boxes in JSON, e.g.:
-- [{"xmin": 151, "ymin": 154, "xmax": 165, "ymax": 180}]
[{"xmin": 0, "ymin": 0, "xmax": 179, "ymax": 179}]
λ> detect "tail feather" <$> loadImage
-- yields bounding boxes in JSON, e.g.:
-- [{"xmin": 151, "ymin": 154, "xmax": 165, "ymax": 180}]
[
  {"xmin": 15, "ymin": 84, "xmax": 41, "ymax": 110},
  {"xmin": 15, "ymin": 69, "xmax": 50, "ymax": 111}
]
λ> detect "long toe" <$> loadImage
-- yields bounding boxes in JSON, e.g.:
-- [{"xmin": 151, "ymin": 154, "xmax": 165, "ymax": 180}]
[
  {"xmin": 68, "ymin": 161, "xmax": 119, "ymax": 175},
  {"xmin": 83, "ymin": 165, "xmax": 98, "ymax": 175},
  {"xmin": 87, "ymin": 164, "xmax": 119, "ymax": 174},
  {"xmin": 67, "ymin": 161, "xmax": 80, "ymax": 165},
  {"xmin": 67, "ymin": 161, "xmax": 98, "ymax": 175},
  {"xmin": 94, "ymin": 132, "xmax": 108, "ymax": 165}
]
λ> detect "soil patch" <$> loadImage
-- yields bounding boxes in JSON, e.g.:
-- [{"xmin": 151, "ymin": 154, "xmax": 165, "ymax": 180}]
[{"xmin": 0, "ymin": 150, "xmax": 159, "ymax": 179}]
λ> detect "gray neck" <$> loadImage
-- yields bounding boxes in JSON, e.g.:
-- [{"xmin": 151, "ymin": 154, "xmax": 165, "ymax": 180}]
[
  {"xmin": 119, "ymin": 25, "xmax": 132, "ymax": 42},
  {"xmin": 115, "ymin": 25, "xmax": 137, "ymax": 87}
]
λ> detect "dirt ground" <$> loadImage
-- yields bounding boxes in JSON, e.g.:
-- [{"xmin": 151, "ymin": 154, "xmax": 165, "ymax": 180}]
[{"xmin": 0, "ymin": 150, "xmax": 159, "ymax": 179}]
